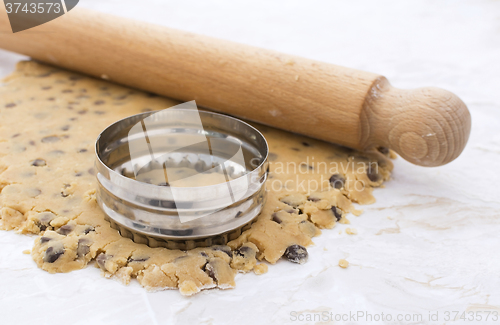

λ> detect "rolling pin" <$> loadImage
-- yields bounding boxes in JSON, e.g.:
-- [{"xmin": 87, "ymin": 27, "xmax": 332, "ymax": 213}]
[{"xmin": 0, "ymin": 7, "xmax": 471, "ymax": 167}]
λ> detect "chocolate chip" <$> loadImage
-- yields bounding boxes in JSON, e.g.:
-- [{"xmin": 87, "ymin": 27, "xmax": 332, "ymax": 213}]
[
  {"xmin": 41, "ymin": 136, "xmax": 59, "ymax": 143},
  {"xmin": 96, "ymin": 253, "xmax": 111, "ymax": 270},
  {"xmin": 235, "ymin": 245, "xmax": 254, "ymax": 257},
  {"xmin": 77, "ymin": 239, "xmax": 91, "ymax": 258},
  {"xmin": 84, "ymin": 226, "xmax": 95, "ymax": 235},
  {"xmin": 290, "ymin": 147, "xmax": 300, "ymax": 151},
  {"xmin": 307, "ymin": 196, "xmax": 320, "ymax": 202},
  {"xmin": 75, "ymin": 172, "xmax": 83, "ymax": 177},
  {"xmin": 31, "ymin": 159, "xmax": 46, "ymax": 167},
  {"xmin": 300, "ymin": 163, "xmax": 313, "ymax": 170},
  {"xmin": 302, "ymin": 142, "xmax": 311, "ymax": 147},
  {"xmin": 329, "ymin": 174, "xmax": 345, "ymax": 189},
  {"xmin": 43, "ymin": 246, "xmax": 64, "ymax": 263},
  {"xmin": 29, "ymin": 140, "xmax": 36, "ymax": 146},
  {"xmin": 331, "ymin": 207, "xmax": 342, "ymax": 221},
  {"xmin": 57, "ymin": 224, "xmax": 73, "ymax": 235},
  {"xmin": 284, "ymin": 244, "xmax": 308, "ymax": 264},
  {"xmin": 128, "ymin": 256, "xmax": 149, "ymax": 263},
  {"xmin": 115, "ymin": 94, "xmax": 128, "ymax": 100},
  {"xmin": 78, "ymin": 148, "xmax": 87, "ymax": 153},
  {"xmin": 62, "ymin": 89, "xmax": 73, "ymax": 93},
  {"xmin": 12, "ymin": 133, "xmax": 20, "ymax": 138},
  {"xmin": 204, "ymin": 262, "xmax": 216, "ymax": 281},
  {"xmin": 280, "ymin": 194, "xmax": 305, "ymax": 208},
  {"xmin": 271, "ymin": 212, "xmax": 282, "ymax": 224},
  {"xmin": 234, "ymin": 211, "xmax": 243, "ymax": 218},
  {"xmin": 5, "ymin": 102, "xmax": 16, "ymax": 108},
  {"xmin": 61, "ymin": 125, "xmax": 70, "ymax": 131},
  {"xmin": 212, "ymin": 245, "xmax": 232, "ymax": 257},
  {"xmin": 377, "ymin": 146, "xmax": 389, "ymax": 155},
  {"xmin": 94, "ymin": 100, "xmax": 105, "ymax": 105},
  {"xmin": 268, "ymin": 152, "xmax": 278, "ymax": 161},
  {"xmin": 40, "ymin": 237, "xmax": 51, "ymax": 244},
  {"xmin": 200, "ymin": 252, "xmax": 208, "ymax": 258},
  {"xmin": 41, "ymin": 86, "xmax": 52, "ymax": 90},
  {"xmin": 61, "ymin": 192, "xmax": 69, "ymax": 198},
  {"xmin": 142, "ymin": 108, "xmax": 153, "ymax": 112},
  {"xmin": 77, "ymin": 109, "xmax": 87, "ymax": 115},
  {"xmin": 88, "ymin": 168, "xmax": 96, "ymax": 175},
  {"xmin": 367, "ymin": 167, "xmax": 380, "ymax": 182},
  {"xmin": 47, "ymin": 97, "xmax": 55, "ymax": 101}
]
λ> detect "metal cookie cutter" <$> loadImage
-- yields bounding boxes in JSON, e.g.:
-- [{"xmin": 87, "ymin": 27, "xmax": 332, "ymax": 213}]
[{"xmin": 95, "ymin": 107, "xmax": 268, "ymax": 250}]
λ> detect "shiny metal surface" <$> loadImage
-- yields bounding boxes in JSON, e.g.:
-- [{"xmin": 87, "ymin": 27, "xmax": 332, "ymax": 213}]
[{"xmin": 95, "ymin": 109, "xmax": 268, "ymax": 244}]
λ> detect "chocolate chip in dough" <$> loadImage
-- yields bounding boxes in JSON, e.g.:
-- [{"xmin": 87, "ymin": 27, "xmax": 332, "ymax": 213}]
[
  {"xmin": 329, "ymin": 174, "xmax": 345, "ymax": 189},
  {"xmin": 284, "ymin": 244, "xmax": 308, "ymax": 264},
  {"xmin": 62, "ymin": 89, "xmax": 73, "ymax": 93},
  {"xmin": 128, "ymin": 256, "xmax": 149, "ymax": 263},
  {"xmin": 235, "ymin": 245, "xmax": 255, "ymax": 258},
  {"xmin": 331, "ymin": 207, "xmax": 342, "ymax": 221},
  {"xmin": 367, "ymin": 166, "xmax": 380, "ymax": 182},
  {"xmin": 78, "ymin": 148, "xmax": 87, "ymax": 153},
  {"xmin": 77, "ymin": 238, "xmax": 91, "ymax": 258},
  {"xmin": 212, "ymin": 245, "xmax": 232, "ymax": 257},
  {"xmin": 31, "ymin": 159, "xmax": 46, "ymax": 167},
  {"xmin": 307, "ymin": 196, "xmax": 320, "ymax": 202},
  {"xmin": 41, "ymin": 136, "xmax": 60, "ymax": 143},
  {"xmin": 377, "ymin": 146, "xmax": 390, "ymax": 155},
  {"xmin": 12, "ymin": 133, "xmax": 20, "ymax": 138},
  {"xmin": 301, "ymin": 142, "xmax": 311, "ymax": 147},
  {"xmin": 43, "ymin": 246, "xmax": 64, "ymax": 263},
  {"xmin": 94, "ymin": 100, "xmax": 105, "ymax": 105},
  {"xmin": 96, "ymin": 253, "xmax": 111, "ymax": 270},
  {"xmin": 83, "ymin": 226, "xmax": 95, "ymax": 235},
  {"xmin": 61, "ymin": 125, "xmax": 70, "ymax": 131},
  {"xmin": 204, "ymin": 262, "xmax": 216, "ymax": 281},
  {"xmin": 5, "ymin": 103, "xmax": 16, "ymax": 108},
  {"xmin": 57, "ymin": 224, "xmax": 73, "ymax": 235},
  {"xmin": 41, "ymin": 86, "xmax": 52, "ymax": 90},
  {"xmin": 267, "ymin": 152, "xmax": 278, "ymax": 161},
  {"xmin": 39, "ymin": 237, "xmax": 51, "ymax": 244},
  {"xmin": 271, "ymin": 213, "xmax": 282, "ymax": 224}
]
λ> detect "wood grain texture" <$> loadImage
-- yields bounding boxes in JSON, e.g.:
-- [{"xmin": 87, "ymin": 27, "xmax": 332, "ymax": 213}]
[{"xmin": 0, "ymin": 7, "xmax": 471, "ymax": 166}]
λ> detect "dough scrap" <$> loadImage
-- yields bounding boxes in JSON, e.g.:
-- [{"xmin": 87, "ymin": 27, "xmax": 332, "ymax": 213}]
[{"xmin": 0, "ymin": 61, "xmax": 393, "ymax": 295}]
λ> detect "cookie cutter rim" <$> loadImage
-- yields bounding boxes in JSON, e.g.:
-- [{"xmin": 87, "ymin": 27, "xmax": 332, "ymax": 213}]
[{"xmin": 94, "ymin": 109, "xmax": 269, "ymax": 246}]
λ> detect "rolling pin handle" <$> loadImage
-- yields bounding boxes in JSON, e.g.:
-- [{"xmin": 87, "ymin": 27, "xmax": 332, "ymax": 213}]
[{"xmin": 363, "ymin": 78, "xmax": 471, "ymax": 167}]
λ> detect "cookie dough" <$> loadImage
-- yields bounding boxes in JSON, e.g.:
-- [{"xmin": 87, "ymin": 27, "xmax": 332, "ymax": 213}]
[{"xmin": 0, "ymin": 61, "xmax": 392, "ymax": 295}]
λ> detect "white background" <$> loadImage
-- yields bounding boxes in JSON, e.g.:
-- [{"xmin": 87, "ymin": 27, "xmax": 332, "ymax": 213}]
[{"xmin": 1, "ymin": 1, "xmax": 499, "ymax": 324}]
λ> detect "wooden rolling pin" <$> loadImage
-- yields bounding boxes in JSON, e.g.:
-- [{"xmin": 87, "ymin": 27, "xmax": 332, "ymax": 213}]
[{"xmin": 0, "ymin": 8, "xmax": 470, "ymax": 167}]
